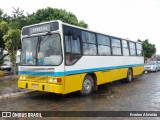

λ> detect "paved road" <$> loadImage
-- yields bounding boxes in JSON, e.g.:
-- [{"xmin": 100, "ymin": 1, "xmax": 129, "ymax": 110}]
[{"xmin": 0, "ymin": 72, "xmax": 160, "ymax": 120}]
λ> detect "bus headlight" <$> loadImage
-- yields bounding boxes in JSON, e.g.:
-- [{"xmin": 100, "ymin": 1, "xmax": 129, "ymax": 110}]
[
  {"xmin": 19, "ymin": 76, "xmax": 26, "ymax": 80},
  {"xmin": 49, "ymin": 78, "xmax": 53, "ymax": 83},
  {"xmin": 23, "ymin": 76, "xmax": 26, "ymax": 80},
  {"xmin": 19, "ymin": 76, "xmax": 23, "ymax": 79}
]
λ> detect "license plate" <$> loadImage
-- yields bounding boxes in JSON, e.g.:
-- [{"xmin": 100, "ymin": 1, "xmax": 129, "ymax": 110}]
[{"xmin": 32, "ymin": 84, "xmax": 38, "ymax": 88}]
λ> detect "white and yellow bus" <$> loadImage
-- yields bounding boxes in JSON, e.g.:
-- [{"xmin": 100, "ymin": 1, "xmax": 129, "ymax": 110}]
[{"xmin": 18, "ymin": 20, "xmax": 144, "ymax": 95}]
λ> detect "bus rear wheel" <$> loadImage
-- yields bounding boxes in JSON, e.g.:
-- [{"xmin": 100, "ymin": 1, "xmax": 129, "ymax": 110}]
[
  {"xmin": 80, "ymin": 75, "xmax": 94, "ymax": 95},
  {"xmin": 125, "ymin": 69, "xmax": 133, "ymax": 83}
]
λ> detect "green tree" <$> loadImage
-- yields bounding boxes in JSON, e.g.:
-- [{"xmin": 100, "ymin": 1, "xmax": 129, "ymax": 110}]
[
  {"xmin": 0, "ymin": 21, "xmax": 9, "ymax": 34},
  {"xmin": 0, "ymin": 10, "xmax": 6, "ymax": 50},
  {"xmin": 78, "ymin": 20, "xmax": 88, "ymax": 28},
  {"xmin": 11, "ymin": 7, "xmax": 27, "ymax": 29},
  {"xmin": 3, "ymin": 28, "xmax": 20, "ymax": 75},
  {"xmin": 0, "ymin": 21, "xmax": 9, "ymax": 59},
  {"xmin": 0, "ymin": 9, "xmax": 3, "ymax": 22},
  {"xmin": 12, "ymin": 7, "xmax": 24, "ymax": 19},
  {"xmin": 138, "ymin": 39, "xmax": 156, "ymax": 58},
  {"xmin": 0, "ymin": 20, "xmax": 20, "ymax": 74},
  {"xmin": 26, "ymin": 7, "xmax": 88, "ymax": 28}
]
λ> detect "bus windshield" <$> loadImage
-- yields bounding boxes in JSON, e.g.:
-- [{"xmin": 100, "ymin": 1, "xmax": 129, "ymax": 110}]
[{"xmin": 21, "ymin": 34, "xmax": 62, "ymax": 66}]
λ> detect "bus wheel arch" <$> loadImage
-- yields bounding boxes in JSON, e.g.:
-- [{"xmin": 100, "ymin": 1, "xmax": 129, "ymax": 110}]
[{"xmin": 80, "ymin": 73, "xmax": 97, "ymax": 95}]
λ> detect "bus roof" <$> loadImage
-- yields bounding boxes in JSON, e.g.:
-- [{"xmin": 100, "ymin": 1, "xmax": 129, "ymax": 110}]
[{"xmin": 22, "ymin": 20, "xmax": 141, "ymax": 44}]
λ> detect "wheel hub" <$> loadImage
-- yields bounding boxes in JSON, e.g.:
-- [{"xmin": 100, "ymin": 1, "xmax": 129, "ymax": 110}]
[{"xmin": 83, "ymin": 79, "xmax": 91, "ymax": 93}]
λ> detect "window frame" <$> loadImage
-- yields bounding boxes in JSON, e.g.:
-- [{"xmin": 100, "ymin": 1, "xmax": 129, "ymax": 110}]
[
  {"xmin": 82, "ymin": 30, "xmax": 97, "ymax": 56},
  {"xmin": 63, "ymin": 24, "xmax": 144, "ymax": 62},
  {"xmin": 97, "ymin": 34, "xmax": 111, "ymax": 56},
  {"xmin": 122, "ymin": 39, "xmax": 129, "ymax": 56},
  {"xmin": 111, "ymin": 37, "xmax": 122, "ymax": 56},
  {"xmin": 63, "ymin": 25, "xmax": 82, "ymax": 66},
  {"xmin": 129, "ymin": 41, "xmax": 136, "ymax": 56},
  {"xmin": 21, "ymin": 33, "xmax": 63, "ymax": 66},
  {"xmin": 136, "ymin": 43, "xmax": 143, "ymax": 56}
]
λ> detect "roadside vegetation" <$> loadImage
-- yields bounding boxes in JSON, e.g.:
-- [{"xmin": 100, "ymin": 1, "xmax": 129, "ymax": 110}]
[{"xmin": 138, "ymin": 39, "xmax": 156, "ymax": 58}]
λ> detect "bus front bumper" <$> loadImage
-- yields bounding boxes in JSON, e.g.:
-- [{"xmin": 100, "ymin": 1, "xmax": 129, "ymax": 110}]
[{"xmin": 18, "ymin": 80, "xmax": 63, "ymax": 94}]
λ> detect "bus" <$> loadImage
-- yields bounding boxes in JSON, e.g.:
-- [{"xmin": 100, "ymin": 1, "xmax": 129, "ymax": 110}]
[{"xmin": 18, "ymin": 20, "xmax": 144, "ymax": 95}]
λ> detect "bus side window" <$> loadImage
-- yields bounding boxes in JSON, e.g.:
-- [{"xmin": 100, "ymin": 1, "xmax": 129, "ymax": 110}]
[
  {"xmin": 65, "ymin": 54, "xmax": 81, "ymax": 65},
  {"xmin": 129, "ymin": 42, "xmax": 136, "ymax": 56},
  {"xmin": 82, "ymin": 31, "xmax": 97, "ymax": 55},
  {"xmin": 66, "ymin": 54, "xmax": 71, "ymax": 65},
  {"xmin": 64, "ymin": 34, "xmax": 82, "ymax": 65},
  {"xmin": 136, "ymin": 43, "xmax": 143, "ymax": 56}
]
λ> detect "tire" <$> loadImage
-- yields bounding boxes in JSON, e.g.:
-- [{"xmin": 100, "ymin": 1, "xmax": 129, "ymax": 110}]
[
  {"xmin": 125, "ymin": 69, "xmax": 133, "ymax": 83},
  {"xmin": 80, "ymin": 75, "xmax": 94, "ymax": 95}
]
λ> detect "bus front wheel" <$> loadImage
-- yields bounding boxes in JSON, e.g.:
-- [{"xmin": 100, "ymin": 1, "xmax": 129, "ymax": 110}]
[
  {"xmin": 80, "ymin": 75, "xmax": 94, "ymax": 95},
  {"xmin": 125, "ymin": 69, "xmax": 133, "ymax": 83}
]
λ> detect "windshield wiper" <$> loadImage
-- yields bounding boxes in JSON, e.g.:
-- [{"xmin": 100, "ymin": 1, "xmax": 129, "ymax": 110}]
[
  {"xmin": 37, "ymin": 34, "xmax": 51, "ymax": 52},
  {"xmin": 40, "ymin": 35, "xmax": 51, "ymax": 45}
]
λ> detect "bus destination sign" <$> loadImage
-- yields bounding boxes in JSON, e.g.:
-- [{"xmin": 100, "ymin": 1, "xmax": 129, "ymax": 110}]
[
  {"xmin": 29, "ymin": 24, "xmax": 50, "ymax": 34},
  {"xmin": 22, "ymin": 22, "xmax": 59, "ymax": 35}
]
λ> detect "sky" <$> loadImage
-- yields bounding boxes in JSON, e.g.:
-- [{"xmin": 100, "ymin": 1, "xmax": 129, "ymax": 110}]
[{"xmin": 0, "ymin": 0, "xmax": 160, "ymax": 54}]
